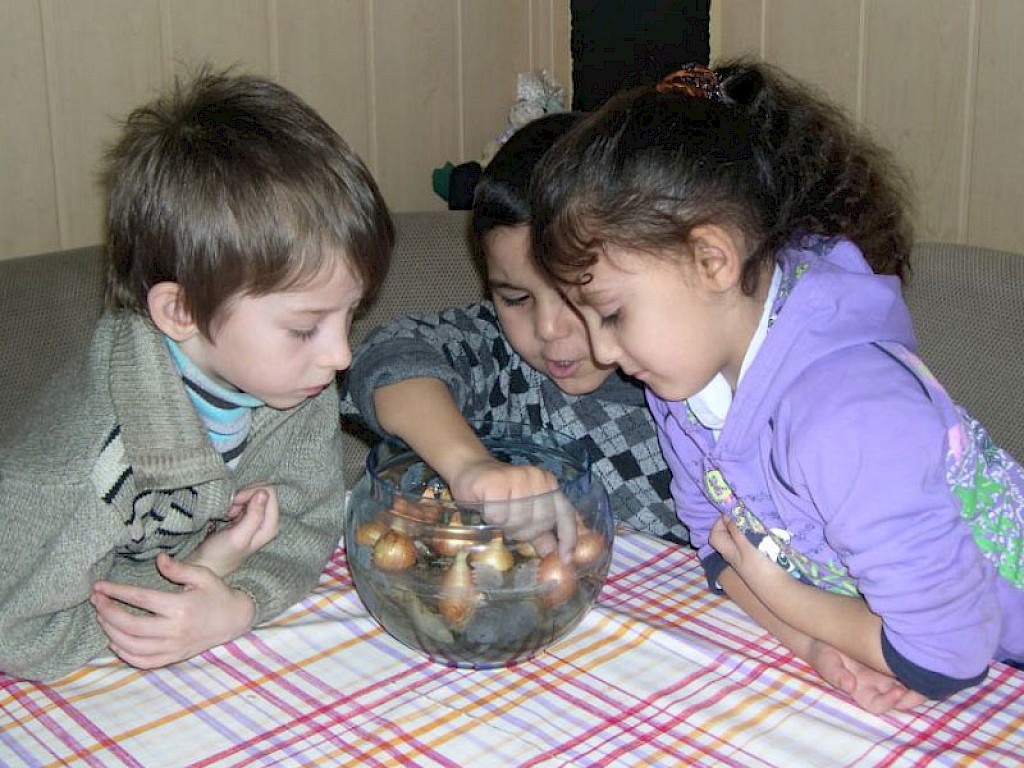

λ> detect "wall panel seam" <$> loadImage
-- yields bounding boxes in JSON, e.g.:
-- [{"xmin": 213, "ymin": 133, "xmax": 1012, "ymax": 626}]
[
  {"xmin": 267, "ymin": 0, "xmax": 280, "ymax": 79},
  {"xmin": 158, "ymin": 0, "xmax": 173, "ymax": 84},
  {"xmin": 958, "ymin": 0, "xmax": 980, "ymax": 243},
  {"xmin": 856, "ymin": 0, "xmax": 867, "ymax": 123},
  {"xmin": 456, "ymin": 0, "xmax": 466, "ymax": 162},
  {"xmin": 532, "ymin": 0, "xmax": 540, "ymax": 70},
  {"xmin": 38, "ymin": 0, "xmax": 65, "ymax": 249},
  {"xmin": 366, "ymin": 0, "xmax": 379, "ymax": 176}
]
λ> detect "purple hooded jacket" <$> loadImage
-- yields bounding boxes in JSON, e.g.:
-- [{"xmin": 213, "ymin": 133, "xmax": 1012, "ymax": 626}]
[{"xmin": 648, "ymin": 237, "xmax": 1024, "ymax": 698}]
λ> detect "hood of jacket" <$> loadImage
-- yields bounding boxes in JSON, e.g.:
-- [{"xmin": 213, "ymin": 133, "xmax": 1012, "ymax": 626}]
[{"xmin": 713, "ymin": 237, "xmax": 916, "ymax": 455}]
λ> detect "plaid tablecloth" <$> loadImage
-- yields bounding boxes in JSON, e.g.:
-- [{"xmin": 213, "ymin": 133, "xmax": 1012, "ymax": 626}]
[{"xmin": 3, "ymin": 530, "xmax": 1023, "ymax": 767}]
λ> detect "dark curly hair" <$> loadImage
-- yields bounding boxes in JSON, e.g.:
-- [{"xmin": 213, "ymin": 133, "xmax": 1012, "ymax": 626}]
[
  {"xmin": 472, "ymin": 111, "xmax": 585, "ymax": 257},
  {"xmin": 531, "ymin": 59, "xmax": 913, "ymax": 294}
]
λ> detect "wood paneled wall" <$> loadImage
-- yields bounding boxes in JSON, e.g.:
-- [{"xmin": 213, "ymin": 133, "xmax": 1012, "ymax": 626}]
[
  {"xmin": 0, "ymin": 0, "xmax": 571, "ymax": 261},
  {"xmin": 712, "ymin": 0, "xmax": 1024, "ymax": 253}
]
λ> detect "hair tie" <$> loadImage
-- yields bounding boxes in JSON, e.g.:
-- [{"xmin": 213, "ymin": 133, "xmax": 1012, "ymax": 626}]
[{"xmin": 655, "ymin": 64, "xmax": 724, "ymax": 102}]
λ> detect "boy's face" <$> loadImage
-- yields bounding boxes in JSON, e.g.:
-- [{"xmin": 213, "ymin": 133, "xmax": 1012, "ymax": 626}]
[
  {"xmin": 180, "ymin": 255, "xmax": 362, "ymax": 409},
  {"xmin": 485, "ymin": 225, "xmax": 612, "ymax": 396}
]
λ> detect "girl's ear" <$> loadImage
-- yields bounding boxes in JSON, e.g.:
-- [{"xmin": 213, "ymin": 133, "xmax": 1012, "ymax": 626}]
[
  {"xmin": 688, "ymin": 224, "xmax": 745, "ymax": 292},
  {"xmin": 147, "ymin": 282, "xmax": 198, "ymax": 341}
]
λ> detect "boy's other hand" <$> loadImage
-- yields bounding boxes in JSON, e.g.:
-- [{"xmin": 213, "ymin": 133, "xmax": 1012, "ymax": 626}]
[
  {"xmin": 450, "ymin": 459, "xmax": 576, "ymax": 559},
  {"xmin": 187, "ymin": 485, "xmax": 279, "ymax": 577},
  {"xmin": 90, "ymin": 553, "xmax": 255, "ymax": 670}
]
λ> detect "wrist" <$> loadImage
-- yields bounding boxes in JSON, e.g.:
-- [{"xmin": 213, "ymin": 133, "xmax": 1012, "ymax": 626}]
[{"xmin": 232, "ymin": 587, "xmax": 258, "ymax": 631}]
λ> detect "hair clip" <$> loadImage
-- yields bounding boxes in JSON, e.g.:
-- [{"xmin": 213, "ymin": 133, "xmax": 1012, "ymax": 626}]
[{"xmin": 655, "ymin": 64, "xmax": 724, "ymax": 102}]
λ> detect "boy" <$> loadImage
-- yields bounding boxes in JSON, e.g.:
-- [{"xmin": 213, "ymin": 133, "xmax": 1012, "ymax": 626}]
[
  {"xmin": 341, "ymin": 113, "xmax": 686, "ymax": 544},
  {"xmin": 0, "ymin": 69, "xmax": 393, "ymax": 681}
]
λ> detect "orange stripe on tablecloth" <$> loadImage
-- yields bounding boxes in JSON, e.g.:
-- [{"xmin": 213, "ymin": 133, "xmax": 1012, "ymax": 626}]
[
  {"xmin": 378, "ymin": 547, "xmax": 750, "ymax": 756},
  {"xmin": 420, "ymin": 615, "xmax": 658, "ymax": 740},
  {"xmin": 516, "ymin": 646, "xmax": 762, "ymax": 766},
  {"xmin": 694, "ymin": 659, "xmax": 814, "ymax": 745},
  {"xmin": 345, "ymin": 625, "xmax": 659, "ymax": 756},
  {"xmin": 28, "ymin": 628, "xmax": 382, "ymax": 767},
  {"xmin": 259, "ymin": 588, "xmax": 350, "ymax": 627},
  {"xmin": 878, "ymin": 666, "xmax": 1024, "ymax": 766}
]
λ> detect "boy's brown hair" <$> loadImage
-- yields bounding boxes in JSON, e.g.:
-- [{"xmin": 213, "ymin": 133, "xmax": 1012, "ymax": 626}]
[{"xmin": 103, "ymin": 67, "xmax": 393, "ymax": 337}]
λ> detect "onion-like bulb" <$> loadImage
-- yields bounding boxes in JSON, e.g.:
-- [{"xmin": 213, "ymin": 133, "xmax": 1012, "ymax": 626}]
[
  {"xmin": 372, "ymin": 529, "xmax": 417, "ymax": 571},
  {"xmin": 439, "ymin": 551, "xmax": 478, "ymax": 629},
  {"xmin": 393, "ymin": 495, "xmax": 441, "ymax": 523},
  {"xmin": 572, "ymin": 528, "xmax": 607, "ymax": 568},
  {"xmin": 471, "ymin": 534, "xmax": 514, "ymax": 572},
  {"xmin": 537, "ymin": 551, "xmax": 578, "ymax": 607},
  {"xmin": 432, "ymin": 509, "xmax": 471, "ymax": 558},
  {"xmin": 355, "ymin": 519, "xmax": 388, "ymax": 548}
]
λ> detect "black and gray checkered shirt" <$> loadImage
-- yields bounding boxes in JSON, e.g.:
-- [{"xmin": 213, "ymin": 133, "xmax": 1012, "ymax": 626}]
[{"xmin": 340, "ymin": 301, "xmax": 689, "ymax": 545}]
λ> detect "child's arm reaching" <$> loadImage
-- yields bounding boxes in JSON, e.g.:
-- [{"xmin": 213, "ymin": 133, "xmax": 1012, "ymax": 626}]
[
  {"xmin": 711, "ymin": 514, "xmax": 926, "ymax": 712},
  {"xmin": 373, "ymin": 377, "xmax": 576, "ymax": 557}
]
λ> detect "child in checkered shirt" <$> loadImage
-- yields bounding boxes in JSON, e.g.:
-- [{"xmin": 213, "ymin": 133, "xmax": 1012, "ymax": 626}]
[{"xmin": 341, "ymin": 113, "xmax": 687, "ymax": 546}]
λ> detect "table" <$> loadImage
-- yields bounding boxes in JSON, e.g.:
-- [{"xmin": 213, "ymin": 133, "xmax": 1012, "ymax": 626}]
[{"xmin": 3, "ymin": 530, "xmax": 1023, "ymax": 767}]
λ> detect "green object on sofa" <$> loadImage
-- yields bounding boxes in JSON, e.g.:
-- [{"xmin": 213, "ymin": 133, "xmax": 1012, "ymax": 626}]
[{"xmin": 1, "ymin": 215, "xmax": 1022, "ymax": 482}]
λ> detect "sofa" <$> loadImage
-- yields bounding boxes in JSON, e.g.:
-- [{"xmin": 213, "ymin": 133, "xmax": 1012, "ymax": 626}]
[{"xmin": 2, "ymin": 211, "xmax": 1022, "ymax": 485}]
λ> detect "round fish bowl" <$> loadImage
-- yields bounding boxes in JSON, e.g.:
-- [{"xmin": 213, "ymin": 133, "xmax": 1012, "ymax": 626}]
[{"xmin": 345, "ymin": 422, "xmax": 614, "ymax": 668}]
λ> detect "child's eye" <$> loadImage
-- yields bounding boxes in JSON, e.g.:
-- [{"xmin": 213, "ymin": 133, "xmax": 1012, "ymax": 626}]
[
  {"xmin": 290, "ymin": 326, "xmax": 318, "ymax": 341},
  {"xmin": 599, "ymin": 311, "xmax": 620, "ymax": 327},
  {"xmin": 497, "ymin": 293, "xmax": 531, "ymax": 308}
]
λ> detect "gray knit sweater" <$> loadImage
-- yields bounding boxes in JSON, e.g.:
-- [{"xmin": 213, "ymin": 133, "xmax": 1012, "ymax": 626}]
[
  {"xmin": 0, "ymin": 312, "xmax": 346, "ymax": 681},
  {"xmin": 340, "ymin": 301, "xmax": 688, "ymax": 543}
]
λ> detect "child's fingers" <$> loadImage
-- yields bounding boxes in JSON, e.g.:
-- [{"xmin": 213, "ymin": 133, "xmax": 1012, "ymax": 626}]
[
  {"xmin": 709, "ymin": 515, "xmax": 737, "ymax": 559},
  {"xmin": 230, "ymin": 491, "xmax": 266, "ymax": 540},
  {"xmin": 254, "ymin": 490, "xmax": 279, "ymax": 544},
  {"xmin": 154, "ymin": 551, "xmax": 216, "ymax": 590},
  {"xmin": 553, "ymin": 493, "xmax": 577, "ymax": 560}
]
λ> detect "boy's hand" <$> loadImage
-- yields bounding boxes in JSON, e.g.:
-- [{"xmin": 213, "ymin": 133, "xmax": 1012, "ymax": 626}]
[
  {"xmin": 187, "ymin": 485, "xmax": 279, "ymax": 577},
  {"xmin": 449, "ymin": 458, "xmax": 577, "ymax": 559},
  {"xmin": 90, "ymin": 553, "xmax": 255, "ymax": 670}
]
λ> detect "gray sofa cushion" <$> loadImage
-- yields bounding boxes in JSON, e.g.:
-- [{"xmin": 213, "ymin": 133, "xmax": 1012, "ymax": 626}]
[
  {"xmin": 904, "ymin": 242, "xmax": 1023, "ymax": 462},
  {"xmin": 0, "ymin": 245, "xmax": 106, "ymax": 437}
]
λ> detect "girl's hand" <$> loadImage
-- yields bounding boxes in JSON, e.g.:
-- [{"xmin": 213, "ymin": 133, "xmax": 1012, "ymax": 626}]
[
  {"xmin": 449, "ymin": 459, "xmax": 576, "ymax": 559},
  {"xmin": 806, "ymin": 639, "xmax": 927, "ymax": 714},
  {"xmin": 187, "ymin": 485, "xmax": 279, "ymax": 577},
  {"xmin": 714, "ymin": 515, "xmax": 927, "ymax": 714},
  {"xmin": 90, "ymin": 553, "xmax": 255, "ymax": 669},
  {"xmin": 710, "ymin": 514, "xmax": 789, "ymax": 596}
]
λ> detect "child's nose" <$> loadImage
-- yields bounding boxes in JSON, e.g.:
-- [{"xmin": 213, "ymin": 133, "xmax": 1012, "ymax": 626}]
[
  {"xmin": 589, "ymin": 331, "xmax": 620, "ymax": 367},
  {"xmin": 321, "ymin": 330, "xmax": 352, "ymax": 371},
  {"xmin": 535, "ymin": 296, "xmax": 572, "ymax": 342}
]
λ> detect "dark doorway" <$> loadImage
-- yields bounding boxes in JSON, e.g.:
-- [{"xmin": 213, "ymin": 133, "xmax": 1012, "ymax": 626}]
[{"xmin": 571, "ymin": 0, "xmax": 711, "ymax": 111}]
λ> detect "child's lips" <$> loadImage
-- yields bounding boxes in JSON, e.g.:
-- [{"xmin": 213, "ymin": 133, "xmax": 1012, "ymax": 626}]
[
  {"xmin": 302, "ymin": 383, "xmax": 330, "ymax": 397},
  {"xmin": 546, "ymin": 359, "xmax": 581, "ymax": 379}
]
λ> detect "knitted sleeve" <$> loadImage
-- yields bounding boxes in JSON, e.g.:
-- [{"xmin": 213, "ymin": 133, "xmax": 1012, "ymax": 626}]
[
  {"xmin": 224, "ymin": 386, "xmax": 347, "ymax": 625},
  {"xmin": 341, "ymin": 301, "xmax": 520, "ymax": 433}
]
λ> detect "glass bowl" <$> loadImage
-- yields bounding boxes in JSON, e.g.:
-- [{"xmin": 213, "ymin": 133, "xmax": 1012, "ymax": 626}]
[{"xmin": 345, "ymin": 421, "xmax": 614, "ymax": 668}]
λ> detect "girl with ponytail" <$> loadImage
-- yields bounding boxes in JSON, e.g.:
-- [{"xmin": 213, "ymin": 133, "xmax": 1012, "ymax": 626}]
[{"xmin": 531, "ymin": 60, "xmax": 1024, "ymax": 713}]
